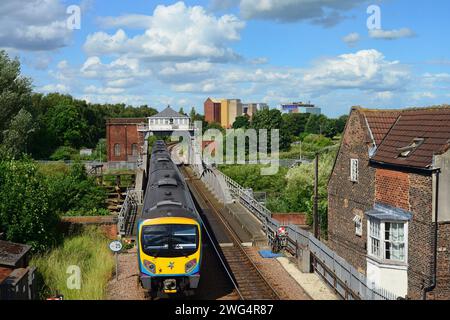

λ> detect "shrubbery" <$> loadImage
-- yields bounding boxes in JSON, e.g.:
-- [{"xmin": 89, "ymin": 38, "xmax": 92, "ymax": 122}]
[
  {"xmin": 0, "ymin": 160, "xmax": 61, "ymax": 252},
  {"xmin": 45, "ymin": 162, "xmax": 107, "ymax": 216},
  {"xmin": 0, "ymin": 160, "xmax": 108, "ymax": 251}
]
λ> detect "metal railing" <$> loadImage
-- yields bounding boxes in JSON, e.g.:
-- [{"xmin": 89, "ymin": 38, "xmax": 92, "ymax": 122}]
[{"xmin": 118, "ymin": 189, "xmax": 143, "ymax": 236}]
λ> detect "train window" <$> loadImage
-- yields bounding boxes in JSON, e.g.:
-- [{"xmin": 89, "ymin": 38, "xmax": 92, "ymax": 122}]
[
  {"xmin": 172, "ymin": 225, "xmax": 197, "ymax": 250},
  {"xmin": 141, "ymin": 224, "xmax": 198, "ymax": 257}
]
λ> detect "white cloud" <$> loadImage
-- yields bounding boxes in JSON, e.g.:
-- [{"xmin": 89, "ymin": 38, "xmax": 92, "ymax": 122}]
[
  {"xmin": 301, "ymin": 49, "xmax": 411, "ymax": 93},
  {"xmin": 0, "ymin": 0, "xmax": 73, "ymax": 51},
  {"xmin": 375, "ymin": 91, "xmax": 394, "ymax": 100},
  {"xmin": 84, "ymin": 85, "xmax": 125, "ymax": 95},
  {"xmin": 84, "ymin": 2, "xmax": 245, "ymax": 62},
  {"xmin": 239, "ymin": 0, "xmax": 366, "ymax": 25},
  {"xmin": 342, "ymin": 32, "xmax": 360, "ymax": 47},
  {"xmin": 39, "ymin": 83, "xmax": 69, "ymax": 93},
  {"xmin": 369, "ymin": 28, "xmax": 416, "ymax": 40},
  {"xmin": 412, "ymin": 92, "xmax": 437, "ymax": 100},
  {"xmin": 97, "ymin": 15, "xmax": 153, "ymax": 29},
  {"xmin": 80, "ymin": 56, "xmax": 151, "ymax": 88}
]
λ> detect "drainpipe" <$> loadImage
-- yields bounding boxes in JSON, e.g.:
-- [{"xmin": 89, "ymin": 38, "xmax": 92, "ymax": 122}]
[{"xmin": 423, "ymin": 168, "xmax": 440, "ymax": 300}]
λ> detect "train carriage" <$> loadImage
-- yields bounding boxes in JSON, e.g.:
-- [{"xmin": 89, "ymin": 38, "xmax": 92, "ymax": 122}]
[{"xmin": 137, "ymin": 141, "xmax": 202, "ymax": 296}]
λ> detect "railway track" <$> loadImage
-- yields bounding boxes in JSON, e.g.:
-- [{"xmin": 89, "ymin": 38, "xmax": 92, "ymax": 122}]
[{"xmin": 180, "ymin": 165, "xmax": 280, "ymax": 300}]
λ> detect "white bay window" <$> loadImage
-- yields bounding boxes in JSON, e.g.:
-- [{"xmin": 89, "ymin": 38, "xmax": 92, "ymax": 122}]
[{"xmin": 368, "ymin": 219, "xmax": 407, "ymax": 263}]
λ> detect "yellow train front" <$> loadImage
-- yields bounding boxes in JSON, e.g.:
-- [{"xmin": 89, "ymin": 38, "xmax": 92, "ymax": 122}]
[{"xmin": 137, "ymin": 141, "xmax": 202, "ymax": 296}]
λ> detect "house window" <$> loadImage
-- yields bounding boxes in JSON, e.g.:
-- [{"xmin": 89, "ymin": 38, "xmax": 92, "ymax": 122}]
[
  {"xmin": 114, "ymin": 144, "xmax": 121, "ymax": 157},
  {"xmin": 353, "ymin": 215, "xmax": 363, "ymax": 236},
  {"xmin": 131, "ymin": 144, "xmax": 138, "ymax": 156},
  {"xmin": 369, "ymin": 220, "xmax": 381, "ymax": 258},
  {"xmin": 350, "ymin": 159, "xmax": 359, "ymax": 182},
  {"xmin": 384, "ymin": 222, "xmax": 405, "ymax": 261},
  {"xmin": 368, "ymin": 219, "xmax": 407, "ymax": 263}
]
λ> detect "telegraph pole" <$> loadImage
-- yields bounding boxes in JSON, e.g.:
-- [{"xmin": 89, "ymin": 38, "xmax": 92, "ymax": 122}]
[{"xmin": 313, "ymin": 152, "xmax": 320, "ymax": 239}]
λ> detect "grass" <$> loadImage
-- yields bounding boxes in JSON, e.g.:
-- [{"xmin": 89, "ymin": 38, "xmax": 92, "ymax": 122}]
[{"xmin": 31, "ymin": 227, "xmax": 115, "ymax": 300}]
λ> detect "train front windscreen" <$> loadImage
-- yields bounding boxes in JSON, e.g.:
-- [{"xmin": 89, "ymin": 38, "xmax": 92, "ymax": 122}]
[{"xmin": 141, "ymin": 224, "xmax": 199, "ymax": 258}]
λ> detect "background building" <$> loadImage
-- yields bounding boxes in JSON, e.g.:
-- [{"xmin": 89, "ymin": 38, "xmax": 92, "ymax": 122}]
[
  {"xmin": 227, "ymin": 99, "xmax": 243, "ymax": 129},
  {"xmin": 204, "ymin": 98, "xmax": 221, "ymax": 124},
  {"xmin": 280, "ymin": 102, "xmax": 321, "ymax": 115},
  {"xmin": 206, "ymin": 98, "xmax": 268, "ymax": 128},
  {"xmin": 106, "ymin": 118, "xmax": 146, "ymax": 162},
  {"xmin": 243, "ymin": 102, "xmax": 268, "ymax": 118}
]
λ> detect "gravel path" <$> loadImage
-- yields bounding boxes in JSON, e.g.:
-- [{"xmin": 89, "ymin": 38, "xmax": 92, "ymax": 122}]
[
  {"xmin": 106, "ymin": 248, "xmax": 146, "ymax": 300},
  {"xmin": 244, "ymin": 247, "xmax": 312, "ymax": 300}
]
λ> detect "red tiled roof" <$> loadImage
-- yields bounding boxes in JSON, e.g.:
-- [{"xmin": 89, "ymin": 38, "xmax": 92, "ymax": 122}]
[
  {"xmin": 0, "ymin": 267, "xmax": 12, "ymax": 284},
  {"xmin": 371, "ymin": 107, "xmax": 450, "ymax": 169},
  {"xmin": 363, "ymin": 109, "xmax": 401, "ymax": 146}
]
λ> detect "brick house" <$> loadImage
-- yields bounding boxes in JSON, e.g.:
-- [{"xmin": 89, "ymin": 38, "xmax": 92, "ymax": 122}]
[
  {"xmin": 328, "ymin": 106, "xmax": 450, "ymax": 300},
  {"xmin": 106, "ymin": 118, "xmax": 147, "ymax": 162}
]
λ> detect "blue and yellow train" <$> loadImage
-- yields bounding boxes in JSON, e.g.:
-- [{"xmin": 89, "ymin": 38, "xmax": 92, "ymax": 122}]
[{"xmin": 137, "ymin": 141, "xmax": 202, "ymax": 296}]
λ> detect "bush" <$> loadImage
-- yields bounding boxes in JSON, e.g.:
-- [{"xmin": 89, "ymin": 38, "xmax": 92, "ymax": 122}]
[
  {"xmin": 46, "ymin": 162, "xmax": 107, "ymax": 215},
  {"xmin": 0, "ymin": 160, "xmax": 61, "ymax": 252},
  {"xmin": 50, "ymin": 146, "xmax": 78, "ymax": 161},
  {"xmin": 219, "ymin": 164, "xmax": 288, "ymax": 194},
  {"xmin": 31, "ymin": 227, "xmax": 114, "ymax": 300},
  {"xmin": 64, "ymin": 208, "xmax": 110, "ymax": 217}
]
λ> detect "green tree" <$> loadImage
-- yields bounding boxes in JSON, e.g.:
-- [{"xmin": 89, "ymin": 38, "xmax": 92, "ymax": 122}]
[
  {"xmin": 282, "ymin": 113, "xmax": 310, "ymax": 138},
  {"xmin": 335, "ymin": 115, "xmax": 349, "ymax": 133},
  {"xmin": 45, "ymin": 104, "xmax": 88, "ymax": 148},
  {"xmin": 0, "ymin": 160, "xmax": 61, "ymax": 251},
  {"xmin": 304, "ymin": 114, "xmax": 338, "ymax": 138},
  {"xmin": 232, "ymin": 115, "xmax": 250, "ymax": 129},
  {"xmin": 284, "ymin": 151, "xmax": 336, "ymax": 235},
  {"xmin": 250, "ymin": 109, "xmax": 291, "ymax": 151},
  {"xmin": 0, "ymin": 51, "xmax": 33, "ymax": 136},
  {"xmin": 2, "ymin": 109, "xmax": 34, "ymax": 158}
]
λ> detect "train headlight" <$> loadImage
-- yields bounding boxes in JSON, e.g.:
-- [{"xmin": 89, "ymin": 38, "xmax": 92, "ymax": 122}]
[
  {"xmin": 185, "ymin": 258, "xmax": 197, "ymax": 274},
  {"xmin": 143, "ymin": 260, "xmax": 156, "ymax": 274}
]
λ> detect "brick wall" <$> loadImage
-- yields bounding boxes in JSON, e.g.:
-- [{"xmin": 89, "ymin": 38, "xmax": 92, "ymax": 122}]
[
  {"xmin": 272, "ymin": 213, "xmax": 307, "ymax": 226},
  {"xmin": 60, "ymin": 216, "xmax": 118, "ymax": 239},
  {"xmin": 328, "ymin": 109, "xmax": 375, "ymax": 274},
  {"xmin": 375, "ymin": 169, "xmax": 410, "ymax": 210},
  {"xmin": 406, "ymin": 173, "xmax": 434, "ymax": 299},
  {"xmin": 434, "ymin": 223, "xmax": 450, "ymax": 299}
]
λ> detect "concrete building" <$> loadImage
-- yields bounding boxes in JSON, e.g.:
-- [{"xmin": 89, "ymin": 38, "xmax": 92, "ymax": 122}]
[
  {"xmin": 227, "ymin": 99, "xmax": 243, "ymax": 128},
  {"xmin": 206, "ymin": 98, "xmax": 268, "ymax": 128},
  {"xmin": 328, "ymin": 106, "xmax": 450, "ymax": 300},
  {"xmin": 204, "ymin": 98, "xmax": 221, "ymax": 124},
  {"xmin": 243, "ymin": 103, "xmax": 268, "ymax": 118},
  {"xmin": 280, "ymin": 102, "xmax": 321, "ymax": 115}
]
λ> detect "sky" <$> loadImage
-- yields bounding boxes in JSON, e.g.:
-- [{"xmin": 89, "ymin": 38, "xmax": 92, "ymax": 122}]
[{"xmin": 2, "ymin": 0, "xmax": 450, "ymax": 117}]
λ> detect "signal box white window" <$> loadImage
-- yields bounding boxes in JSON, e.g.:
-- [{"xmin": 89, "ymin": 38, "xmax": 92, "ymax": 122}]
[
  {"xmin": 350, "ymin": 159, "xmax": 359, "ymax": 182},
  {"xmin": 367, "ymin": 219, "xmax": 407, "ymax": 263}
]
